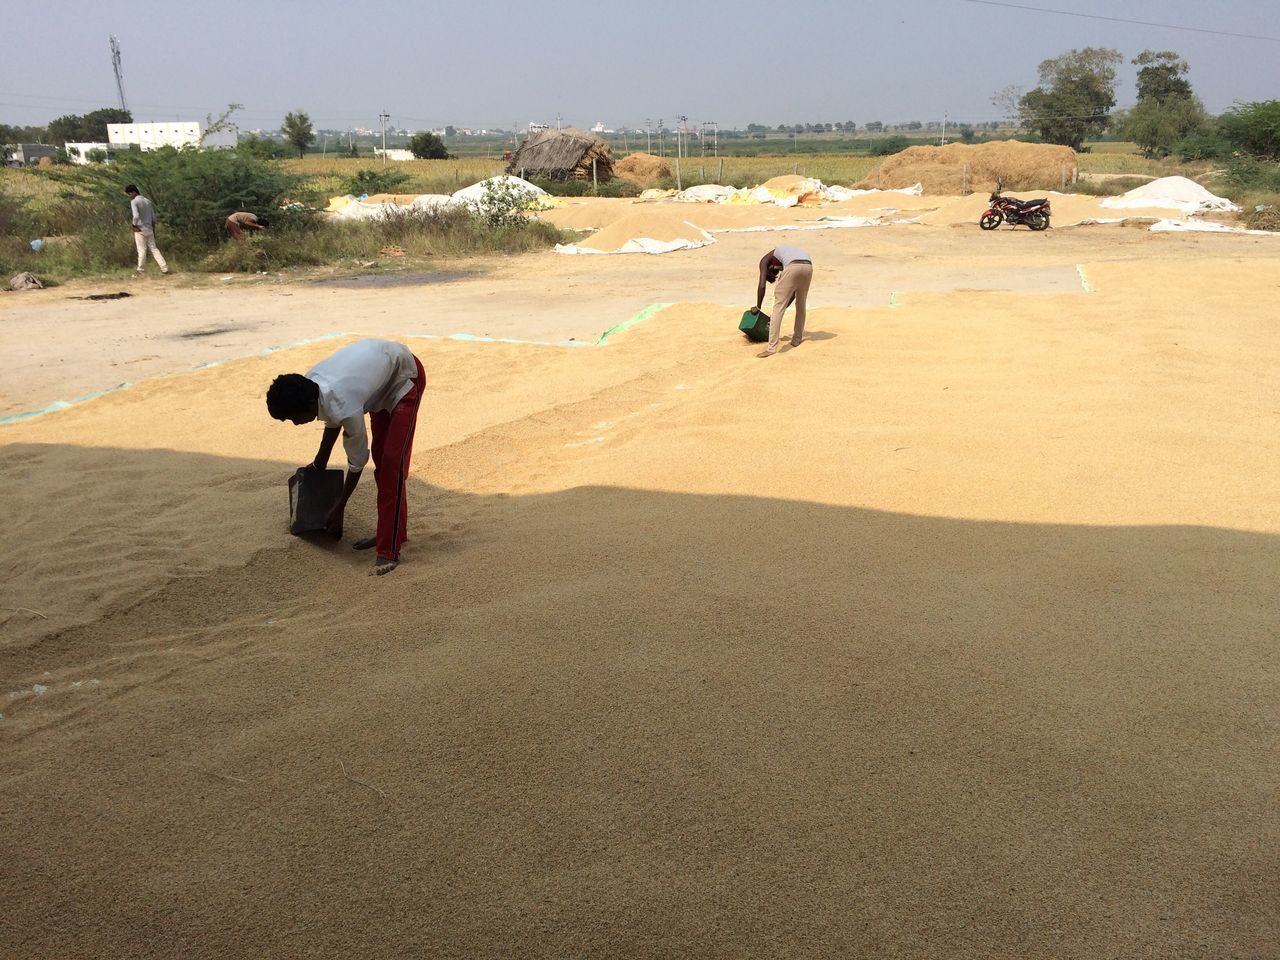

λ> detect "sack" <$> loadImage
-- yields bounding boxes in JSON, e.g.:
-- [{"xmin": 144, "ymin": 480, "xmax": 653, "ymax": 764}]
[
  {"xmin": 288, "ymin": 466, "xmax": 345, "ymax": 536},
  {"xmin": 739, "ymin": 308, "xmax": 770, "ymax": 343}
]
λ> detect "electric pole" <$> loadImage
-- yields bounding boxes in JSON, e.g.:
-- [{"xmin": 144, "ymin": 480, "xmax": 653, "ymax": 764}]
[
  {"xmin": 109, "ymin": 35, "xmax": 129, "ymax": 114},
  {"xmin": 941, "ymin": 111, "xmax": 947, "ymax": 146},
  {"xmin": 379, "ymin": 110, "xmax": 390, "ymax": 165},
  {"xmin": 645, "ymin": 118, "xmax": 652, "ymax": 153}
]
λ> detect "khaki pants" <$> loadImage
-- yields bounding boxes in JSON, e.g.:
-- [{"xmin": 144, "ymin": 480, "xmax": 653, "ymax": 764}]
[
  {"xmin": 134, "ymin": 227, "xmax": 168, "ymax": 272},
  {"xmin": 769, "ymin": 261, "xmax": 813, "ymax": 350}
]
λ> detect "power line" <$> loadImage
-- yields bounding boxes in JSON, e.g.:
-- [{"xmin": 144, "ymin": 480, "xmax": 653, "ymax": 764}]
[{"xmin": 962, "ymin": 0, "xmax": 1280, "ymax": 43}]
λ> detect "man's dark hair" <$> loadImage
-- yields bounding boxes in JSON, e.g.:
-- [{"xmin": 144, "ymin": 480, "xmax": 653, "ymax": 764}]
[
  {"xmin": 257, "ymin": 217, "xmax": 271, "ymax": 229},
  {"xmin": 124, "ymin": 184, "xmax": 139, "ymax": 195},
  {"xmin": 266, "ymin": 374, "xmax": 319, "ymax": 420}
]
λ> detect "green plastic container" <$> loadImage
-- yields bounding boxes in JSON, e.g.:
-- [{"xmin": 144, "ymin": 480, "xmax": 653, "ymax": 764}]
[{"xmin": 739, "ymin": 309, "xmax": 770, "ymax": 343}]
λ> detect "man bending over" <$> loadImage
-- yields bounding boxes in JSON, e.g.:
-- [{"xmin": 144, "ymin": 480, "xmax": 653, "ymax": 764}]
[{"xmin": 267, "ymin": 338, "xmax": 425, "ymax": 575}]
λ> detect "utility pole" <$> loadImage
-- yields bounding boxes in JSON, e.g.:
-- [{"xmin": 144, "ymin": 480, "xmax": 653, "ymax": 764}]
[
  {"xmin": 645, "ymin": 118, "xmax": 652, "ymax": 153},
  {"xmin": 941, "ymin": 111, "xmax": 947, "ymax": 146},
  {"xmin": 109, "ymin": 35, "xmax": 129, "ymax": 113},
  {"xmin": 555, "ymin": 112, "xmax": 563, "ymax": 130},
  {"xmin": 676, "ymin": 114, "xmax": 688, "ymax": 162},
  {"xmin": 657, "ymin": 118, "xmax": 664, "ymax": 157},
  {"xmin": 379, "ymin": 110, "xmax": 390, "ymax": 166}
]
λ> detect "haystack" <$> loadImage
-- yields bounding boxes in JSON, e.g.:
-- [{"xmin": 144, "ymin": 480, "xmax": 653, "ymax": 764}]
[
  {"xmin": 615, "ymin": 151, "xmax": 672, "ymax": 186},
  {"xmin": 856, "ymin": 140, "xmax": 1078, "ymax": 195},
  {"xmin": 506, "ymin": 127, "xmax": 614, "ymax": 182}
]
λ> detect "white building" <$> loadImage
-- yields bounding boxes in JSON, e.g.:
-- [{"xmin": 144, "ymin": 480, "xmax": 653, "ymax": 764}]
[
  {"xmin": 374, "ymin": 148, "xmax": 415, "ymax": 161},
  {"xmin": 107, "ymin": 121, "xmax": 237, "ymax": 151},
  {"xmin": 64, "ymin": 142, "xmax": 114, "ymax": 164}
]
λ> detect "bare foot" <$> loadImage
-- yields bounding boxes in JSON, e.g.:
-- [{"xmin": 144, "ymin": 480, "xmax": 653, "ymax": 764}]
[
  {"xmin": 374, "ymin": 557, "xmax": 398, "ymax": 576},
  {"xmin": 790, "ymin": 337, "xmax": 804, "ymax": 347},
  {"xmin": 756, "ymin": 348, "xmax": 777, "ymax": 358},
  {"xmin": 353, "ymin": 536, "xmax": 376, "ymax": 551}
]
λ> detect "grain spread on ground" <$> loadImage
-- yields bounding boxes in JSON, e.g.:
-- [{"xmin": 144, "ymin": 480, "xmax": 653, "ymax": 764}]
[{"xmin": 4, "ymin": 198, "xmax": 1278, "ymax": 960}]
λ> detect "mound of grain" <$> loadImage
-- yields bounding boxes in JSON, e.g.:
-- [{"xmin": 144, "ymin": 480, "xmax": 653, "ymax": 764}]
[
  {"xmin": 615, "ymin": 152, "xmax": 672, "ymax": 186},
  {"xmin": 856, "ymin": 140, "xmax": 1078, "ymax": 195},
  {"xmin": 576, "ymin": 208, "xmax": 710, "ymax": 252}
]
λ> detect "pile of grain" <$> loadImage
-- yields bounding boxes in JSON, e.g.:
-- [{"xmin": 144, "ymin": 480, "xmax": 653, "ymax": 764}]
[
  {"xmin": 575, "ymin": 209, "xmax": 710, "ymax": 252},
  {"xmin": 856, "ymin": 140, "xmax": 1078, "ymax": 195},
  {"xmin": 615, "ymin": 152, "xmax": 672, "ymax": 186}
]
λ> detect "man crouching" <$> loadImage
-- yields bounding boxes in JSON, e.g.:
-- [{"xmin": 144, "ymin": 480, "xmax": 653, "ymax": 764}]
[{"xmin": 267, "ymin": 338, "xmax": 425, "ymax": 575}]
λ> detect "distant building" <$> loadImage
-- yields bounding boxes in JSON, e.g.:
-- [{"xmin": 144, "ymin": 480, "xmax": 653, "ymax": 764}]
[
  {"xmin": 374, "ymin": 148, "xmax": 415, "ymax": 162},
  {"xmin": 3, "ymin": 143, "xmax": 56, "ymax": 166},
  {"xmin": 590, "ymin": 121, "xmax": 615, "ymax": 134},
  {"xmin": 528, "ymin": 122, "xmax": 549, "ymax": 135},
  {"xmin": 107, "ymin": 121, "xmax": 237, "ymax": 151},
  {"xmin": 65, "ymin": 142, "xmax": 115, "ymax": 164}
]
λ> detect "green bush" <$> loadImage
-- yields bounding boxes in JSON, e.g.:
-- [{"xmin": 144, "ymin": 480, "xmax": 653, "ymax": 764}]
[
  {"xmin": 870, "ymin": 136, "xmax": 910, "ymax": 156},
  {"xmin": 1171, "ymin": 133, "xmax": 1231, "ymax": 161},
  {"xmin": 343, "ymin": 167, "xmax": 410, "ymax": 196},
  {"xmin": 530, "ymin": 177, "xmax": 642, "ymax": 198},
  {"xmin": 1219, "ymin": 100, "xmax": 1280, "ymax": 159},
  {"xmin": 1225, "ymin": 156, "xmax": 1280, "ymax": 191}
]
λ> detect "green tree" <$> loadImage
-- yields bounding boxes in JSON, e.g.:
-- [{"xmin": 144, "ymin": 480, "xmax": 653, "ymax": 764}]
[
  {"xmin": 1018, "ymin": 47, "xmax": 1123, "ymax": 149},
  {"xmin": 408, "ymin": 131, "xmax": 448, "ymax": 159},
  {"xmin": 1133, "ymin": 51, "xmax": 1193, "ymax": 105},
  {"xmin": 46, "ymin": 108, "xmax": 131, "ymax": 145},
  {"xmin": 1121, "ymin": 51, "xmax": 1205, "ymax": 157},
  {"xmin": 1124, "ymin": 98, "xmax": 1208, "ymax": 157},
  {"xmin": 1219, "ymin": 100, "xmax": 1280, "ymax": 159},
  {"xmin": 281, "ymin": 110, "xmax": 316, "ymax": 158}
]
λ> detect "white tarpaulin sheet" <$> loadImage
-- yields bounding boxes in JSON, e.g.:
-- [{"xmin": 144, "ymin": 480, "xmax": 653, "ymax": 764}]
[
  {"xmin": 1149, "ymin": 218, "xmax": 1278, "ymax": 236},
  {"xmin": 555, "ymin": 234, "xmax": 717, "ymax": 255},
  {"xmin": 1101, "ymin": 176, "xmax": 1240, "ymax": 214}
]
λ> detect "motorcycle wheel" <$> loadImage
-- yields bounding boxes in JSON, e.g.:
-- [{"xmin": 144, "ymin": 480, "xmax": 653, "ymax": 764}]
[
  {"xmin": 1028, "ymin": 212, "xmax": 1049, "ymax": 231},
  {"xmin": 979, "ymin": 212, "xmax": 1002, "ymax": 230}
]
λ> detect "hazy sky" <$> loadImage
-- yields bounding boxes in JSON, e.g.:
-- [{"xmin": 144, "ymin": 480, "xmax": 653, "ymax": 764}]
[{"xmin": 3, "ymin": 0, "xmax": 1277, "ymax": 133}]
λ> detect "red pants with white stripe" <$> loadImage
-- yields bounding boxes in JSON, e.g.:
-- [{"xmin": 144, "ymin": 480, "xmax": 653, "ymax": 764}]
[{"xmin": 369, "ymin": 356, "xmax": 425, "ymax": 561}]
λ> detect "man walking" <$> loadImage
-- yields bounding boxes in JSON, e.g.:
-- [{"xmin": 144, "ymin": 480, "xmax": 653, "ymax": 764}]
[
  {"xmin": 125, "ymin": 184, "xmax": 169, "ymax": 275},
  {"xmin": 748, "ymin": 245, "xmax": 812, "ymax": 358},
  {"xmin": 266, "ymin": 338, "xmax": 425, "ymax": 576},
  {"xmin": 225, "ymin": 211, "xmax": 270, "ymax": 239}
]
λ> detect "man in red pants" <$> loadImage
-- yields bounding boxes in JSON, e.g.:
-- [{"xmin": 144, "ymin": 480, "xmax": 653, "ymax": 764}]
[{"xmin": 267, "ymin": 338, "xmax": 425, "ymax": 575}]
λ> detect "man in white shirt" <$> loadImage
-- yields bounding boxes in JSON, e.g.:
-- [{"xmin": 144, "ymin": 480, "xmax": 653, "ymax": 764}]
[
  {"xmin": 124, "ymin": 184, "xmax": 169, "ymax": 275},
  {"xmin": 747, "ymin": 245, "xmax": 813, "ymax": 358},
  {"xmin": 267, "ymin": 338, "xmax": 425, "ymax": 575}
]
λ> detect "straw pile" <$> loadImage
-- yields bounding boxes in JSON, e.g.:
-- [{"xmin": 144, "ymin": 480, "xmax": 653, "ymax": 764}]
[
  {"xmin": 857, "ymin": 140, "xmax": 1078, "ymax": 194},
  {"xmin": 615, "ymin": 152, "xmax": 672, "ymax": 186}
]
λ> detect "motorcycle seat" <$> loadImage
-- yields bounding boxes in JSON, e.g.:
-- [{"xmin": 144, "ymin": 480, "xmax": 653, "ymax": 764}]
[{"xmin": 1012, "ymin": 197, "xmax": 1047, "ymax": 208}]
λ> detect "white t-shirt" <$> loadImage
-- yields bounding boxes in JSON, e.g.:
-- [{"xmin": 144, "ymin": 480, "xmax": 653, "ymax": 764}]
[
  {"xmin": 307, "ymin": 339, "xmax": 419, "ymax": 472},
  {"xmin": 773, "ymin": 245, "xmax": 811, "ymax": 265}
]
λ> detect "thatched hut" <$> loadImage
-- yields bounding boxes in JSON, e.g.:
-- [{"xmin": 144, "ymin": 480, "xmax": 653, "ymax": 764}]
[{"xmin": 506, "ymin": 127, "xmax": 614, "ymax": 182}]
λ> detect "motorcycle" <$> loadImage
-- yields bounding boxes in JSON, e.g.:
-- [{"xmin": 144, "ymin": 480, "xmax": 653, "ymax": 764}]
[{"xmin": 979, "ymin": 190, "xmax": 1051, "ymax": 231}]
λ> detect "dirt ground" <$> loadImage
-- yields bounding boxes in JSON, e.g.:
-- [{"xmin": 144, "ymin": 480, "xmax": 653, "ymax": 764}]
[{"xmin": 1, "ymin": 211, "xmax": 1278, "ymax": 959}]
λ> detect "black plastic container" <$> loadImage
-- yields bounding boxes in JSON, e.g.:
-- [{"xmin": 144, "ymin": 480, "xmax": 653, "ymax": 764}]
[{"xmin": 288, "ymin": 466, "xmax": 345, "ymax": 536}]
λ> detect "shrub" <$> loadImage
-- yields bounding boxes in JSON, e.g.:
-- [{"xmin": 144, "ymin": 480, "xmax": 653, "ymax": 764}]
[
  {"xmin": 870, "ymin": 136, "xmax": 910, "ymax": 156},
  {"xmin": 343, "ymin": 167, "xmax": 410, "ymax": 196},
  {"xmin": 1171, "ymin": 133, "xmax": 1231, "ymax": 161},
  {"xmin": 1219, "ymin": 100, "xmax": 1280, "ymax": 159}
]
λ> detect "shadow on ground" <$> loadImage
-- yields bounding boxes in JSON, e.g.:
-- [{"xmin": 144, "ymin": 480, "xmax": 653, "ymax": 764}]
[{"xmin": 1, "ymin": 445, "xmax": 1275, "ymax": 960}]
